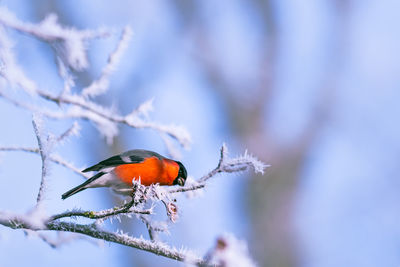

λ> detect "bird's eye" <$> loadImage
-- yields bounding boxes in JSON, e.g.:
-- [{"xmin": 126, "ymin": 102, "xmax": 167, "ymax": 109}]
[{"xmin": 177, "ymin": 177, "xmax": 185, "ymax": 186}]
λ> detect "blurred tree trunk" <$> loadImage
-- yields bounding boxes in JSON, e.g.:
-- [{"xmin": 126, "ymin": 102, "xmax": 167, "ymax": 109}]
[{"xmin": 182, "ymin": 1, "xmax": 341, "ymax": 266}]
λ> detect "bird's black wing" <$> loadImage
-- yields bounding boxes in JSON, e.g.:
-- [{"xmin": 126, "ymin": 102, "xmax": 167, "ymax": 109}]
[{"xmin": 82, "ymin": 149, "xmax": 164, "ymax": 172}]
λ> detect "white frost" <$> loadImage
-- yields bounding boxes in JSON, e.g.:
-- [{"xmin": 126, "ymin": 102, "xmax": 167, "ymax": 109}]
[
  {"xmin": 82, "ymin": 26, "xmax": 133, "ymax": 98},
  {"xmin": 220, "ymin": 143, "xmax": 268, "ymax": 175},
  {"xmin": 205, "ymin": 233, "xmax": 257, "ymax": 267}
]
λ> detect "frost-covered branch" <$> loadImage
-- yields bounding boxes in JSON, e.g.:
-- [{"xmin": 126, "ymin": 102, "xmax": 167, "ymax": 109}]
[
  {"xmin": 0, "ymin": 26, "xmax": 37, "ymax": 94},
  {"xmin": 50, "ymin": 202, "xmax": 152, "ymax": 221},
  {"xmin": 34, "ymin": 88, "xmax": 191, "ymax": 146},
  {"xmin": 48, "ymin": 221, "xmax": 204, "ymax": 264},
  {"xmin": 0, "ymin": 7, "xmax": 108, "ymax": 71},
  {"xmin": 57, "ymin": 121, "xmax": 80, "ymax": 144},
  {"xmin": 0, "ymin": 7, "xmax": 191, "ymax": 149},
  {"xmin": 82, "ymin": 26, "xmax": 133, "ymax": 98},
  {"xmin": 140, "ymin": 215, "xmax": 169, "ymax": 242},
  {"xmin": 0, "ymin": 212, "xmax": 205, "ymax": 265},
  {"xmin": 0, "ymin": 74, "xmax": 191, "ymax": 147},
  {"xmin": 32, "ymin": 115, "xmax": 52, "ymax": 206},
  {"xmin": 169, "ymin": 143, "xmax": 268, "ymax": 194}
]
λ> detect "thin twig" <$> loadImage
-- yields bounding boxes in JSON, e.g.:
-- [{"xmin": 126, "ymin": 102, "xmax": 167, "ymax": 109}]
[
  {"xmin": 57, "ymin": 122, "xmax": 80, "ymax": 143},
  {"xmin": 37, "ymin": 88, "xmax": 191, "ymax": 147},
  {"xmin": 140, "ymin": 216, "xmax": 158, "ymax": 241},
  {"xmin": 32, "ymin": 116, "xmax": 49, "ymax": 205},
  {"xmin": 82, "ymin": 26, "xmax": 133, "ymax": 98},
  {"xmin": 168, "ymin": 183, "xmax": 206, "ymax": 194},
  {"xmin": 169, "ymin": 144, "xmax": 268, "ymax": 194},
  {"xmin": 50, "ymin": 202, "xmax": 151, "ymax": 221}
]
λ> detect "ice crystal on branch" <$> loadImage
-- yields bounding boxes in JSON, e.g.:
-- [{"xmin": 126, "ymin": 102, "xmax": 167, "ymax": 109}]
[
  {"xmin": 57, "ymin": 121, "xmax": 81, "ymax": 144},
  {"xmin": 125, "ymin": 98, "xmax": 155, "ymax": 121},
  {"xmin": 202, "ymin": 143, "xmax": 268, "ymax": 182},
  {"xmin": 204, "ymin": 233, "xmax": 257, "ymax": 267},
  {"xmin": 221, "ymin": 146, "xmax": 268, "ymax": 175}
]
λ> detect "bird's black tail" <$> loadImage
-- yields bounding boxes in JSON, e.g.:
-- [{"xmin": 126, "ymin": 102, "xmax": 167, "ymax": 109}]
[
  {"xmin": 61, "ymin": 172, "xmax": 105, "ymax": 200},
  {"xmin": 61, "ymin": 185, "xmax": 87, "ymax": 200}
]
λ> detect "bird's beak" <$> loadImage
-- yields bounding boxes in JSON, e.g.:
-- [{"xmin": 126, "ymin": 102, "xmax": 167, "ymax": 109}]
[{"xmin": 177, "ymin": 177, "xmax": 185, "ymax": 186}]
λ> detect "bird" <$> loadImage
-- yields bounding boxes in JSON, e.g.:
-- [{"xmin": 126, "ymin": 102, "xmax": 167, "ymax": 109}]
[{"xmin": 62, "ymin": 149, "xmax": 187, "ymax": 200}]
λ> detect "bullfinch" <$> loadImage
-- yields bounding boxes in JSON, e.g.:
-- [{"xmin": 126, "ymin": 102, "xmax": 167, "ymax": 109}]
[{"xmin": 62, "ymin": 149, "xmax": 187, "ymax": 199}]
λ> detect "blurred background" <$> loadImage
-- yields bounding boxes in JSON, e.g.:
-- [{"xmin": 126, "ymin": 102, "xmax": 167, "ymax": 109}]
[{"xmin": 1, "ymin": 0, "xmax": 400, "ymax": 266}]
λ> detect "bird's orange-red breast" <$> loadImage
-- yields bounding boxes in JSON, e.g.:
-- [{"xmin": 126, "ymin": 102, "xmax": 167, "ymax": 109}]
[
  {"xmin": 61, "ymin": 149, "xmax": 187, "ymax": 200},
  {"xmin": 114, "ymin": 157, "xmax": 180, "ymax": 186}
]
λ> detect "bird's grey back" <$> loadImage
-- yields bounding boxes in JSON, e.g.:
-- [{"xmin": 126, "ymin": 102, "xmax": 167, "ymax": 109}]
[{"xmin": 120, "ymin": 149, "xmax": 164, "ymax": 160}]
